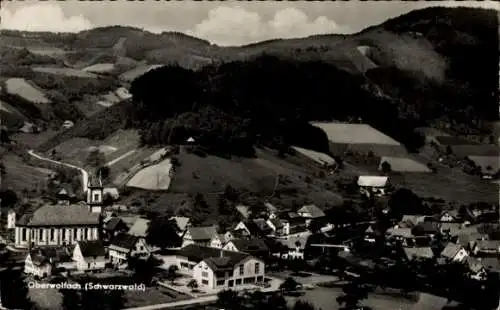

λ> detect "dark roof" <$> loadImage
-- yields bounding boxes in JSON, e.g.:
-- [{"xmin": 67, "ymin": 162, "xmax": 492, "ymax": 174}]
[
  {"xmin": 204, "ymin": 255, "xmax": 252, "ymax": 272},
  {"xmin": 269, "ymin": 218, "xmax": 283, "ymax": 229},
  {"xmin": 88, "ymin": 173, "xmax": 103, "ymax": 188},
  {"xmin": 176, "ymin": 244, "xmax": 248, "ymax": 263},
  {"xmin": 246, "ymin": 219, "xmax": 273, "ymax": 236},
  {"xmin": 187, "ymin": 226, "xmax": 217, "ymax": 241},
  {"xmin": 17, "ymin": 204, "xmax": 100, "ymax": 227},
  {"xmin": 228, "ymin": 238, "xmax": 269, "ymax": 254},
  {"xmin": 103, "ymin": 217, "xmax": 125, "ymax": 231},
  {"xmin": 412, "ymin": 222, "xmax": 440, "ymax": 235},
  {"xmin": 77, "ymin": 240, "xmax": 105, "ymax": 257},
  {"xmin": 29, "ymin": 246, "xmax": 72, "ymax": 266},
  {"xmin": 298, "ymin": 205, "xmax": 325, "ymax": 218},
  {"xmin": 109, "ymin": 233, "xmax": 139, "ymax": 252}
]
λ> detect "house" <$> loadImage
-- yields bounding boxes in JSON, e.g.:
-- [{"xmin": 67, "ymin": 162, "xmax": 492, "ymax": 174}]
[
  {"xmin": 357, "ymin": 176, "xmax": 390, "ymax": 196},
  {"xmin": 264, "ymin": 203, "xmax": 278, "ymax": 219},
  {"xmin": 193, "ymin": 251, "xmax": 265, "ymax": 290},
  {"xmin": 403, "ymin": 247, "xmax": 434, "ymax": 261},
  {"xmin": 297, "ymin": 205, "xmax": 325, "ymax": 219},
  {"xmin": 277, "ymin": 235, "xmax": 309, "ymax": 260},
  {"xmin": 170, "ymin": 216, "xmax": 191, "ymax": 236},
  {"xmin": 108, "ymin": 234, "xmax": 150, "ymax": 266},
  {"xmin": 252, "ymin": 219, "xmax": 274, "ymax": 236},
  {"xmin": 266, "ymin": 218, "xmax": 285, "ymax": 236},
  {"xmin": 182, "ymin": 225, "xmax": 218, "ymax": 247},
  {"xmin": 440, "ymin": 243, "xmax": 468, "ymax": 262},
  {"xmin": 386, "ymin": 227, "xmax": 414, "ymax": 245},
  {"xmin": 7, "ymin": 209, "xmax": 16, "ymax": 229},
  {"xmin": 103, "ymin": 217, "xmax": 128, "ymax": 240},
  {"xmin": 471, "ymin": 240, "xmax": 500, "ymax": 255},
  {"xmin": 400, "ymin": 215, "xmax": 427, "ymax": 228},
  {"xmin": 223, "ymin": 238, "xmax": 270, "ymax": 259},
  {"xmin": 209, "ymin": 234, "xmax": 226, "ymax": 249},
  {"xmin": 411, "ymin": 222, "xmax": 441, "ymax": 237},
  {"xmin": 169, "ymin": 244, "xmax": 249, "ymax": 276},
  {"xmin": 466, "ymin": 257, "xmax": 488, "ymax": 281},
  {"xmin": 73, "ymin": 240, "xmax": 106, "ymax": 272},
  {"xmin": 127, "ymin": 217, "xmax": 150, "ymax": 238},
  {"xmin": 24, "ymin": 246, "xmax": 74, "ymax": 278},
  {"xmin": 235, "ymin": 205, "xmax": 250, "ymax": 220},
  {"xmin": 438, "ymin": 210, "xmax": 459, "ymax": 223}
]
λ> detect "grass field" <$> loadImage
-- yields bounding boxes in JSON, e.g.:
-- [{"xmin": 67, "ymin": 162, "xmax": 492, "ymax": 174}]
[
  {"xmin": 110, "ymin": 147, "xmax": 159, "ymax": 185},
  {"xmin": 378, "ymin": 156, "xmax": 431, "ymax": 172},
  {"xmin": 11, "ymin": 130, "xmax": 59, "ymax": 148},
  {"xmin": 292, "ymin": 146, "xmax": 336, "ymax": 166},
  {"xmin": 119, "ymin": 64, "xmax": 164, "ymax": 82},
  {"xmin": 4, "ymin": 78, "xmax": 51, "ymax": 104},
  {"xmin": 127, "ymin": 158, "xmax": 173, "ymax": 190},
  {"xmin": 311, "ymin": 122, "xmax": 401, "ymax": 145},
  {"xmin": 330, "ymin": 143, "xmax": 408, "ymax": 157},
  {"xmin": 1, "ymin": 152, "xmax": 52, "ymax": 192},
  {"xmin": 124, "ymin": 286, "xmax": 191, "ymax": 308},
  {"xmin": 467, "ymin": 155, "xmax": 499, "ymax": 172},
  {"xmin": 32, "ymin": 66, "xmax": 98, "ymax": 78}
]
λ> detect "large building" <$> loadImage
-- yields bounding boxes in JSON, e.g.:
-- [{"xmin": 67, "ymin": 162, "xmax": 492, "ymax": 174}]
[{"xmin": 14, "ymin": 176, "xmax": 103, "ymax": 249}]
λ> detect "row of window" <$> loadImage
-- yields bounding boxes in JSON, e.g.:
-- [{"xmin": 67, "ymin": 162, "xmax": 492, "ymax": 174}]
[
  {"xmin": 21, "ymin": 228, "xmax": 95, "ymax": 242},
  {"xmin": 238, "ymin": 262, "xmax": 261, "ymax": 276}
]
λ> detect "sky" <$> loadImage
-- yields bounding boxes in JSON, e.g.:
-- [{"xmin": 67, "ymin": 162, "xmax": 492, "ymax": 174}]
[{"xmin": 1, "ymin": 1, "xmax": 499, "ymax": 46}]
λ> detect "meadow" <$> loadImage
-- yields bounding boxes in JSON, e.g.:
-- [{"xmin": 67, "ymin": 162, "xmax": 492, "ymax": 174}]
[
  {"xmin": 32, "ymin": 66, "xmax": 98, "ymax": 78},
  {"xmin": 4, "ymin": 78, "xmax": 51, "ymax": 104}
]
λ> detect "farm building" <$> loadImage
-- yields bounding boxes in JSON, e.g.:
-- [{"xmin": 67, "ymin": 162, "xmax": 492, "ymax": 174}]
[
  {"xmin": 311, "ymin": 122, "xmax": 407, "ymax": 157},
  {"xmin": 291, "ymin": 146, "xmax": 336, "ymax": 167},
  {"xmin": 378, "ymin": 156, "xmax": 431, "ymax": 173},
  {"xmin": 357, "ymin": 175, "xmax": 390, "ymax": 196}
]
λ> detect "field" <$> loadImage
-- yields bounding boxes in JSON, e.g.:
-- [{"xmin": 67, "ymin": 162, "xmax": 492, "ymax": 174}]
[
  {"xmin": 467, "ymin": 155, "xmax": 499, "ymax": 172},
  {"xmin": 127, "ymin": 158, "xmax": 173, "ymax": 190},
  {"xmin": 450, "ymin": 144, "xmax": 499, "ymax": 157},
  {"xmin": 82, "ymin": 63, "xmax": 116, "ymax": 73},
  {"xmin": 119, "ymin": 64, "xmax": 164, "ymax": 82},
  {"xmin": 378, "ymin": 156, "xmax": 431, "ymax": 172},
  {"xmin": 4, "ymin": 78, "xmax": 51, "ymax": 104},
  {"xmin": 330, "ymin": 143, "xmax": 408, "ymax": 157},
  {"xmin": 32, "ymin": 66, "xmax": 98, "ymax": 78},
  {"xmin": 110, "ymin": 147, "xmax": 160, "ymax": 186},
  {"xmin": 311, "ymin": 122, "xmax": 401, "ymax": 145},
  {"xmin": 1, "ymin": 152, "xmax": 53, "ymax": 192},
  {"xmin": 11, "ymin": 130, "xmax": 59, "ymax": 148},
  {"xmin": 49, "ymin": 137, "xmax": 100, "ymax": 166},
  {"xmin": 124, "ymin": 286, "xmax": 191, "ymax": 308},
  {"xmin": 292, "ymin": 146, "xmax": 336, "ymax": 166}
]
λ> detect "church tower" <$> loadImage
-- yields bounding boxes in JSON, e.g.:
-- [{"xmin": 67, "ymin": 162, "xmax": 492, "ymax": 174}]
[{"xmin": 87, "ymin": 172, "xmax": 104, "ymax": 214}]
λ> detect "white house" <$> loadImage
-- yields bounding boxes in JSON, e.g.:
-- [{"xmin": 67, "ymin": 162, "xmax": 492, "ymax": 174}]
[
  {"xmin": 108, "ymin": 234, "xmax": 150, "ymax": 266},
  {"xmin": 277, "ymin": 235, "xmax": 309, "ymax": 260},
  {"xmin": 24, "ymin": 247, "xmax": 74, "ymax": 278},
  {"xmin": 440, "ymin": 243, "xmax": 468, "ymax": 262},
  {"xmin": 7, "ymin": 209, "xmax": 16, "ymax": 229},
  {"xmin": 182, "ymin": 225, "xmax": 218, "ymax": 247},
  {"xmin": 72, "ymin": 240, "xmax": 106, "ymax": 272},
  {"xmin": 193, "ymin": 252, "xmax": 265, "ymax": 290},
  {"xmin": 357, "ymin": 176, "xmax": 390, "ymax": 196}
]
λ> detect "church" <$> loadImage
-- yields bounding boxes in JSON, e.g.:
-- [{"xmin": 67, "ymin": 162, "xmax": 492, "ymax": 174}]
[{"xmin": 14, "ymin": 175, "xmax": 104, "ymax": 249}]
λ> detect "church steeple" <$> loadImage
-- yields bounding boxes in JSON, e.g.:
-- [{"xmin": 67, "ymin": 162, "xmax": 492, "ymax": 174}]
[{"xmin": 86, "ymin": 171, "xmax": 103, "ymax": 214}]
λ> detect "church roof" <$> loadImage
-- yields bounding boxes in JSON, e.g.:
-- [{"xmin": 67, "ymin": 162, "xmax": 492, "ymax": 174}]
[
  {"xmin": 17, "ymin": 204, "xmax": 100, "ymax": 227},
  {"xmin": 88, "ymin": 173, "xmax": 103, "ymax": 188}
]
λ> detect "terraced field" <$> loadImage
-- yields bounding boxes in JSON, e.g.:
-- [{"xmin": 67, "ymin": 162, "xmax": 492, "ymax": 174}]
[
  {"xmin": 32, "ymin": 66, "xmax": 98, "ymax": 78},
  {"xmin": 4, "ymin": 78, "xmax": 51, "ymax": 104},
  {"xmin": 82, "ymin": 63, "xmax": 115, "ymax": 73}
]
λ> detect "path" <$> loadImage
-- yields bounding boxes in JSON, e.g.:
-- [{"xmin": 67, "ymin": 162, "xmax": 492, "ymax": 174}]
[
  {"xmin": 123, "ymin": 295, "xmax": 217, "ymax": 310},
  {"xmin": 105, "ymin": 149, "xmax": 137, "ymax": 167},
  {"xmin": 27, "ymin": 150, "xmax": 89, "ymax": 193}
]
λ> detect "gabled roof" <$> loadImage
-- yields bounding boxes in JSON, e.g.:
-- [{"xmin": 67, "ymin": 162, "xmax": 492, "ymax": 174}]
[
  {"xmin": 357, "ymin": 176, "xmax": 388, "ymax": 187},
  {"xmin": 466, "ymin": 256, "xmax": 485, "ymax": 273},
  {"xmin": 440, "ymin": 243, "xmax": 464, "ymax": 259},
  {"xmin": 170, "ymin": 216, "xmax": 191, "ymax": 232},
  {"xmin": 235, "ymin": 205, "xmax": 250, "ymax": 219},
  {"xmin": 29, "ymin": 246, "xmax": 73, "ymax": 266},
  {"xmin": 474, "ymin": 240, "xmax": 500, "ymax": 251},
  {"xmin": 269, "ymin": 218, "xmax": 283, "ymax": 229},
  {"xmin": 252, "ymin": 219, "xmax": 274, "ymax": 235},
  {"xmin": 412, "ymin": 222, "xmax": 441, "ymax": 235},
  {"xmin": 128, "ymin": 218, "xmax": 150, "ymax": 237},
  {"xmin": 228, "ymin": 238, "xmax": 269, "ymax": 253},
  {"xmin": 176, "ymin": 244, "xmax": 248, "ymax": 263},
  {"xmin": 264, "ymin": 202, "xmax": 277, "ymax": 213},
  {"xmin": 88, "ymin": 173, "xmax": 103, "ymax": 188},
  {"xmin": 109, "ymin": 233, "xmax": 140, "ymax": 252},
  {"xmin": 401, "ymin": 215, "xmax": 426, "ymax": 228},
  {"xmin": 17, "ymin": 204, "xmax": 100, "ymax": 227},
  {"xmin": 386, "ymin": 227, "xmax": 413, "ymax": 238},
  {"xmin": 278, "ymin": 235, "xmax": 309, "ymax": 250},
  {"xmin": 403, "ymin": 247, "xmax": 434, "ymax": 260},
  {"xmin": 203, "ymin": 254, "xmax": 254, "ymax": 272},
  {"xmin": 297, "ymin": 205, "xmax": 325, "ymax": 218},
  {"xmin": 77, "ymin": 240, "xmax": 105, "ymax": 257},
  {"xmin": 103, "ymin": 217, "xmax": 125, "ymax": 231},
  {"xmin": 187, "ymin": 225, "xmax": 217, "ymax": 241}
]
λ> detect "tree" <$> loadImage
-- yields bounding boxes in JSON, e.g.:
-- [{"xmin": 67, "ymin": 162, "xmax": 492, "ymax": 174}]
[
  {"xmin": 293, "ymin": 300, "xmax": 316, "ymax": 310},
  {"xmin": 217, "ymin": 289, "xmax": 242, "ymax": 310},
  {"xmin": 166, "ymin": 265, "xmax": 179, "ymax": 284},
  {"xmin": 336, "ymin": 279, "xmax": 370, "ymax": 309},
  {"xmin": 380, "ymin": 161, "xmax": 392, "ymax": 173},
  {"xmin": 146, "ymin": 216, "xmax": 181, "ymax": 249},
  {"xmin": 128, "ymin": 256, "xmax": 162, "ymax": 285},
  {"xmin": 279, "ymin": 277, "xmax": 299, "ymax": 293},
  {"xmin": 388, "ymin": 188, "xmax": 425, "ymax": 220},
  {"xmin": 266, "ymin": 293, "xmax": 288, "ymax": 310},
  {"xmin": 0, "ymin": 189, "xmax": 17, "ymax": 207},
  {"xmin": 308, "ymin": 218, "xmax": 323, "ymax": 234},
  {"xmin": 0, "ymin": 269, "xmax": 36, "ymax": 309},
  {"xmin": 187, "ymin": 279, "xmax": 198, "ymax": 291},
  {"xmin": 86, "ymin": 149, "xmax": 106, "ymax": 168}
]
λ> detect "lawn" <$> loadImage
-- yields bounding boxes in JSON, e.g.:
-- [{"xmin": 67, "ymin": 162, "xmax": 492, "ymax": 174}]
[
  {"xmin": 124, "ymin": 286, "xmax": 191, "ymax": 308},
  {"xmin": 311, "ymin": 122, "xmax": 401, "ymax": 146},
  {"xmin": 467, "ymin": 155, "xmax": 499, "ymax": 172},
  {"xmin": 292, "ymin": 146, "xmax": 336, "ymax": 166},
  {"xmin": 1, "ymin": 152, "xmax": 53, "ymax": 192},
  {"xmin": 82, "ymin": 63, "xmax": 116, "ymax": 73},
  {"xmin": 378, "ymin": 156, "xmax": 431, "ymax": 173},
  {"xmin": 127, "ymin": 159, "xmax": 173, "ymax": 190},
  {"xmin": 4, "ymin": 78, "xmax": 51, "ymax": 104},
  {"xmin": 32, "ymin": 66, "xmax": 98, "ymax": 78},
  {"xmin": 119, "ymin": 64, "xmax": 164, "ymax": 82},
  {"xmin": 11, "ymin": 130, "xmax": 59, "ymax": 149}
]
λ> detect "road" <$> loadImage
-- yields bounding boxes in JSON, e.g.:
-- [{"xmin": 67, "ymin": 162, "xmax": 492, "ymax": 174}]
[
  {"xmin": 27, "ymin": 150, "xmax": 89, "ymax": 193},
  {"xmin": 106, "ymin": 150, "xmax": 137, "ymax": 167},
  {"xmin": 122, "ymin": 295, "xmax": 217, "ymax": 310}
]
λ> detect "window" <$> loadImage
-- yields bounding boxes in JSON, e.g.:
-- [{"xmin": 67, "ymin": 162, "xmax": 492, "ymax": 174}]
[
  {"xmin": 257, "ymin": 276, "xmax": 264, "ymax": 282},
  {"xmin": 243, "ymin": 277, "xmax": 255, "ymax": 284},
  {"xmin": 201, "ymin": 280, "xmax": 208, "ymax": 285},
  {"xmin": 22, "ymin": 229, "xmax": 27, "ymax": 241},
  {"xmin": 254, "ymin": 262, "xmax": 260, "ymax": 274},
  {"xmin": 202, "ymin": 271, "xmax": 208, "ymax": 278},
  {"xmin": 94, "ymin": 193, "xmax": 99, "ymax": 202},
  {"xmin": 62, "ymin": 229, "xmax": 66, "ymax": 240},
  {"xmin": 180, "ymin": 262, "xmax": 188, "ymax": 268},
  {"xmin": 239, "ymin": 264, "xmax": 244, "ymax": 276},
  {"xmin": 50, "ymin": 229, "xmax": 55, "ymax": 241},
  {"xmin": 39, "ymin": 229, "xmax": 43, "ymax": 241},
  {"xmin": 73, "ymin": 228, "xmax": 77, "ymax": 240},
  {"xmin": 85, "ymin": 228, "xmax": 89, "ymax": 240},
  {"xmin": 235, "ymin": 279, "xmax": 242, "ymax": 285},
  {"xmin": 216, "ymin": 280, "xmax": 225, "ymax": 286}
]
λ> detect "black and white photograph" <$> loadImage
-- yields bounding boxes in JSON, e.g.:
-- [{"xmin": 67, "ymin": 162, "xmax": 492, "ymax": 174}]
[{"xmin": 0, "ymin": 1, "xmax": 499, "ymax": 309}]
